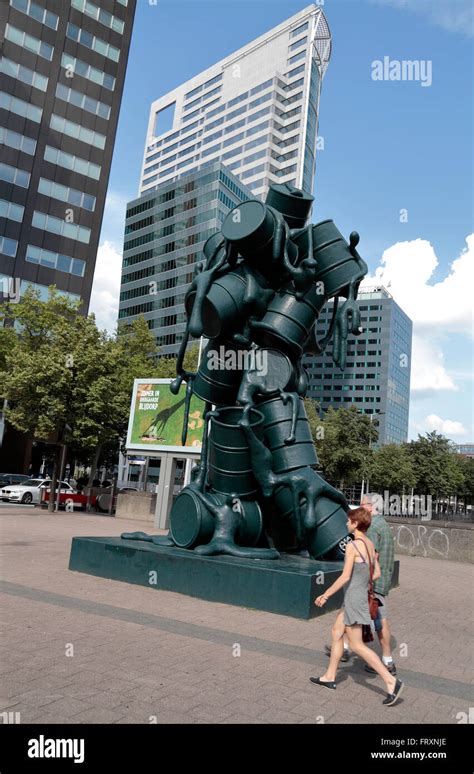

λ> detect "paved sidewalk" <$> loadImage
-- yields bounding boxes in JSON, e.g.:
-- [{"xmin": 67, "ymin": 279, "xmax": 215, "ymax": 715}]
[{"xmin": 0, "ymin": 508, "xmax": 472, "ymax": 724}]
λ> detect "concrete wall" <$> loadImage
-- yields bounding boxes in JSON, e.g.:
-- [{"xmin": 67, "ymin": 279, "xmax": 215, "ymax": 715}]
[
  {"xmin": 115, "ymin": 492, "xmax": 156, "ymax": 524},
  {"xmin": 388, "ymin": 518, "xmax": 474, "ymax": 564}
]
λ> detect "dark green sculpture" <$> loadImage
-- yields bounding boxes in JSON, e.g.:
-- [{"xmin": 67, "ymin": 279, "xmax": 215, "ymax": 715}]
[{"xmin": 123, "ymin": 182, "xmax": 368, "ymax": 562}]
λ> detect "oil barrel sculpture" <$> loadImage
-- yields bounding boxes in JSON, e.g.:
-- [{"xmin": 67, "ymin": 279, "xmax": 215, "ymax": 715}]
[{"xmin": 122, "ymin": 182, "xmax": 368, "ymax": 563}]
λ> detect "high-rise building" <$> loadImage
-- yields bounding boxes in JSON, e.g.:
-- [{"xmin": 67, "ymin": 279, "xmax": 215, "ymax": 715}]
[
  {"xmin": 118, "ymin": 3, "xmax": 331, "ymax": 354},
  {"xmin": 0, "ymin": 0, "xmax": 136, "ymax": 312},
  {"xmin": 305, "ymin": 286, "xmax": 412, "ymax": 445},
  {"xmin": 119, "ymin": 161, "xmax": 252, "ymax": 354},
  {"xmin": 140, "ymin": 3, "xmax": 330, "ymax": 201}
]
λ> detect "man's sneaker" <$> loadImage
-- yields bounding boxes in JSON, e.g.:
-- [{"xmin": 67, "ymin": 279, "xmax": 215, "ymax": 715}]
[
  {"xmin": 383, "ymin": 679, "xmax": 404, "ymax": 706},
  {"xmin": 365, "ymin": 661, "xmax": 397, "ymax": 675},
  {"xmin": 325, "ymin": 644, "xmax": 350, "ymax": 662}
]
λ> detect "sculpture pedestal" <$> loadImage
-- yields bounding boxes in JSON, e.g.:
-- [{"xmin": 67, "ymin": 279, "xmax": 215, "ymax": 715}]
[{"xmin": 69, "ymin": 536, "xmax": 400, "ymax": 620}]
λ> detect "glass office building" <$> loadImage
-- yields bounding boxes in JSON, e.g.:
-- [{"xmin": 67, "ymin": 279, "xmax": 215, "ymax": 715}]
[
  {"xmin": 119, "ymin": 161, "xmax": 252, "ymax": 354},
  {"xmin": 0, "ymin": 0, "xmax": 136, "ymax": 311},
  {"xmin": 305, "ymin": 287, "xmax": 413, "ymax": 445}
]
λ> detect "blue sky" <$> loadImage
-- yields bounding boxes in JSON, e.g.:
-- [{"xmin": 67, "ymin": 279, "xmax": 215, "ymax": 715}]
[{"xmin": 93, "ymin": 0, "xmax": 474, "ymax": 442}]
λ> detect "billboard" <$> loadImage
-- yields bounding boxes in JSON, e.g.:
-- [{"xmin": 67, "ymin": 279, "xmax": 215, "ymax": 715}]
[{"xmin": 126, "ymin": 379, "xmax": 204, "ymax": 453}]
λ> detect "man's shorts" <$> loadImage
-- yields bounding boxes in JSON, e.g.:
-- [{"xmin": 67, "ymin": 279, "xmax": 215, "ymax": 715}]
[{"xmin": 375, "ymin": 593, "xmax": 387, "ymax": 620}]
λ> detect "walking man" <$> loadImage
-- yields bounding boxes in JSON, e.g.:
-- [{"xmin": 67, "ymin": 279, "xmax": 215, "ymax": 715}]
[{"xmin": 361, "ymin": 493, "xmax": 397, "ymax": 675}]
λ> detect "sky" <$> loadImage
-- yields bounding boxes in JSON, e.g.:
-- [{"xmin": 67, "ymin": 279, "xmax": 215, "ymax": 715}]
[{"xmin": 91, "ymin": 0, "xmax": 474, "ymax": 443}]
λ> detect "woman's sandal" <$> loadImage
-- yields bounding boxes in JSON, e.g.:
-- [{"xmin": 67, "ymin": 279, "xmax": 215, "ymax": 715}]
[{"xmin": 309, "ymin": 677, "xmax": 336, "ymax": 690}]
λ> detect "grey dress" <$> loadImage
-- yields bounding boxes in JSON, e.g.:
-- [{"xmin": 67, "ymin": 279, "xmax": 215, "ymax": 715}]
[{"xmin": 343, "ymin": 540, "xmax": 371, "ymax": 626}]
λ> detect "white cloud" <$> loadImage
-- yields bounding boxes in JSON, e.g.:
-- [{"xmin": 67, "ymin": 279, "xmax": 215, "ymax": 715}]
[
  {"xmin": 362, "ymin": 234, "xmax": 474, "ymax": 336},
  {"xmin": 424, "ymin": 414, "xmax": 467, "ymax": 437},
  {"xmin": 89, "ymin": 241, "xmax": 122, "ymax": 334},
  {"xmin": 410, "ymin": 335, "xmax": 457, "ymax": 392},
  {"xmin": 370, "ymin": 0, "xmax": 474, "ymax": 36},
  {"xmin": 361, "ymin": 234, "xmax": 474, "ymax": 392}
]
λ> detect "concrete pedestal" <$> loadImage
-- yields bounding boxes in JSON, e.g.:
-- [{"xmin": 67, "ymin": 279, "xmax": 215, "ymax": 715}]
[{"xmin": 69, "ymin": 536, "xmax": 400, "ymax": 620}]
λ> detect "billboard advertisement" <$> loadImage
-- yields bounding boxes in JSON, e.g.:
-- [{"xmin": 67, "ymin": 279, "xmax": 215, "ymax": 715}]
[{"xmin": 126, "ymin": 379, "xmax": 204, "ymax": 453}]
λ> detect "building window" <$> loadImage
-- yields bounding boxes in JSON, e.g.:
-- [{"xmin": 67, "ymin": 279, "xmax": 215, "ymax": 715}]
[
  {"xmin": 0, "ymin": 57, "xmax": 48, "ymax": 91},
  {"xmin": 38, "ymin": 178, "xmax": 96, "ymax": 211},
  {"xmin": 0, "ymin": 199, "xmax": 24, "ymax": 222},
  {"xmin": 19, "ymin": 279, "xmax": 80, "ymax": 302},
  {"xmin": 0, "ymin": 127, "xmax": 37, "ymax": 155},
  {"xmin": 9, "ymin": 0, "xmax": 58, "ymax": 30},
  {"xmin": 0, "ymin": 161, "xmax": 31, "ymax": 188},
  {"xmin": 5, "ymin": 24, "xmax": 53, "ymax": 59},
  {"xmin": 71, "ymin": 0, "xmax": 125, "ymax": 34},
  {"xmin": 290, "ymin": 21, "xmax": 309, "ymax": 38},
  {"xmin": 66, "ymin": 22, "xmax": 120, "ymax": 62},
  {"xmin": 55, "ymin": 83, "xmax": 111, "ymax": 120},
  {"xmin": 0, "ymin": 236, "xmax": 18, "ymax": 257},
  {"xmin": 185, "ymin": 84, "xmax": 203, "ymax": 101},
  {"xmin": 61, "ymin": 53, "xmax": 116, "ymax": 91},
  {"xmin": 44, "ymin": 146, "xmax": 101, "ymax": 181},
  {"xmin": 0, "ymin": 91, "xmax": 43, "ymax": 123},
  {"xmin": 289, "ymin": 37, "xmax": 307, "ymax": 52},
  {"xmin": 25, "ymin": 244, "xmax": 85, "ymax": 277},
  {"xmin": 50, "ymin": 113, "xmax": 106, "ymax": 150},
  {"xmin": 287, "ymin": 50, "xmax": 306, "ymax": 66},
  {"xmin": 32, "ymin": 210, "xmax": 91, "ymax": 244},
  {"xmin": 204, "ymin": 73, "xmax": 222, "ymax": 88}
]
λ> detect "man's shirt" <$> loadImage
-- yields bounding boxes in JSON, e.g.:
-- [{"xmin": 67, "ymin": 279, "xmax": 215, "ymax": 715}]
[{"xmin": 367, "ymin": 514, "xmax": 395, "ymax": 596}]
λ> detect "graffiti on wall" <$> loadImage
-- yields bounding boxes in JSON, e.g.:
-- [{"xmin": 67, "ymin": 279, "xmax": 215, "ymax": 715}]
[{"xmin": 391, "ymin": 524, "xmax": 450, "ymax": 559}]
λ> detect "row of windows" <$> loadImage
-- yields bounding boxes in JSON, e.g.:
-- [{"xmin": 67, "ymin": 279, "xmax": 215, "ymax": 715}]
[
  {"xmin": 0, "ymin": 198, "xmax": 24, "ymax": 222},
  {"xmin": 61, "ymin": 53, "xmax": 116, "ymax": 91},
  {"xmin": 50, "ymin": 113, "xmax": 106, "ymax": 150},
  {"xmin": 184, "ymin": 73, "xmax": 222, "ymax": 101},
  {"xmin": 44, "ymin": 145, "xmax": 101, "ymax": 181},
  {"xmin": 32, "ymin": 210, "xmax": 91, "ymax": 244},
  {"xmin": 66, "ymin": 22, "xmax": 120, "ymax": 62},
  {"xmin": 25, "ymin": 244, "xmax": 86, "ymax": 277},
  {"xmin": 1, "ymin": 56, "xmax": 49, "ymax": 91},
  {"xmin": 0, "ymin": 126, "xmax": 37, "ymax": 155},
  {"xmin": 0, "ymin": 90, "xmax": 43, "ymax": 123},
  {"xmin": 56, "ymin": 83, "xmax": 111, "ymax": 120},
  {"xmin": 118, "ymin": 301, "xmax": 153, "ymax": 319},
  {"xmin": 9, "ymin": 0, "xmax": 58, "ymax": 30},
  {"xmin": 5, "ymin": 23, "xmax": 53, "ymax": 60},
  {"xmin": 0, "ymin": 161, "xmax": 30, "ymax": 188},
  {"xmin": 71, "ymin": 0, "xmax": 125, "ymax": 34},
  {"xmin": 183, "ymin": 85, "xmax": 222, "ymax": 112},
  {"xmin": 38, "ymin": 177, "xmax": 96, "ymax": 212}
]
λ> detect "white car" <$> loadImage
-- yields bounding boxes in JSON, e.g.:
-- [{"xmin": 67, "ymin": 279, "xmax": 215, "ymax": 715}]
[{"xmin": 0, "ymin": 479, "xmax": 74, "ymax": 505}]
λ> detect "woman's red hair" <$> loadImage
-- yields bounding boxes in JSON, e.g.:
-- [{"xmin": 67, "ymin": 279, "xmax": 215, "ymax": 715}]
[{"xmin": 348, "ymin": 507, "xmax": 372, "ymax": 533}]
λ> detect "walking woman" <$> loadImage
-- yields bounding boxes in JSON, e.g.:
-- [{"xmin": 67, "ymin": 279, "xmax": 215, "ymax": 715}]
[{"xmin": 310, "ymin": 507, "xmax": 404, "ymax": 706}]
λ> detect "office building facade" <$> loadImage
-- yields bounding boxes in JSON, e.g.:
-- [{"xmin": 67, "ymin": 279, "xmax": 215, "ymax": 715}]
[
  {"xmin": 119, "ymin": 3, "xmax": 331, "ymax": 354},
  {"xmin": 305, "ymin": 287, "xmax": 412, "ymax": 445},
  {"xmin": 0, "ymin": 0, "xmax": 136, "ymax": 311},
  {"xmin": 139, "ymin": 4, "xmax": 330, "ymax": 201},
  {"xmin": 119, "ymin": 161, "xmax": 252, "ymax": 354}
]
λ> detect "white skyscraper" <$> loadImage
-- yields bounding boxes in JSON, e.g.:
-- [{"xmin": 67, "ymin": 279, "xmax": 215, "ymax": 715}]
[
  {"xmin": 139, "ymin": 4, "xmax": 331, "ymax": 200},
  {"xmin": 118, "ymin": 4, "xmax": 332, "ymax": 355}
]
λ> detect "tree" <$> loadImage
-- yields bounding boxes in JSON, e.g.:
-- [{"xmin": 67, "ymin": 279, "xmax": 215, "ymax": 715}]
[
  {"xmin": 406, "ymin": 431, "xmax": 465, "ymax": 501},
  {"xmin": 314, "ymin": 405, "xmax": 377, "ymax": 489},
  {"xmin": 0, "ymin": 290, "xmax": 162, "ymax": 506},
  {"xmin": 368, "ymin": 443, "xmax": 416, "ymax": 494}
]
